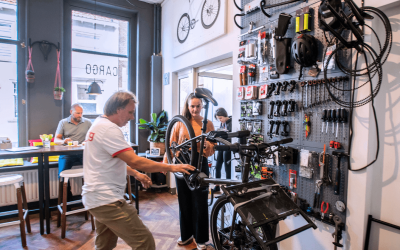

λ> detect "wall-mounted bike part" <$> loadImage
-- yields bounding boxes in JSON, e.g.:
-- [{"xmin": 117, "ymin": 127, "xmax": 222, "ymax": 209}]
[
  {"xmin": 274, "ymin": 13, "xmax": 292, "ymax": 74},
  {"xmin": 29, "ymin": 38, "xmax": 60, "ymax": 61},
  {"xmin": 260, "ymin": 0, "xmax": 306, "ymax": 18}
]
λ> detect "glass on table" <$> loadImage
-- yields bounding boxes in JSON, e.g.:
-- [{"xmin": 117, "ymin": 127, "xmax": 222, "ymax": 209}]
[{"xmin": 67, "ymin": 141, "xmax": 73, "ymax": 146}]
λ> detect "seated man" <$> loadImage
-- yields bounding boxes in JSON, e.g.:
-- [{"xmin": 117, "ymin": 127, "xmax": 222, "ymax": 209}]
[{"xmin": 54, "ymin": 103, "xmax": 92, "ymax": 196}]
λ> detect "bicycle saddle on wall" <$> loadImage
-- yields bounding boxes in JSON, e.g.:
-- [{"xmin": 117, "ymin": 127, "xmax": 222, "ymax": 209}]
[{"xmin": 194, "ymin": 88, "xmax": 218, "ymax": 106}]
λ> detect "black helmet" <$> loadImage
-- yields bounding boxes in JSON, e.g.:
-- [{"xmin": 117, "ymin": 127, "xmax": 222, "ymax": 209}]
[
  {"xmin": 318, "ymin": 0, "xmax": 343, "ymax": 31},
  {"xmin": 291, "ymin": 34, "xmax": 318, "ymax": 67}
]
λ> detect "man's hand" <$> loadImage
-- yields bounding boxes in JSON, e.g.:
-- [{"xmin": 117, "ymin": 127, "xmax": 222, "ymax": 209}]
[
  {"xmin": 170, "ymin": 164, "xmax": 195, "ymax": 175},
  {"xmin": 64, "ymin": 138, "xmax": 72, "ymax": 144},
  {"xmin": 135, "ymin": 173, "xmax": 152, "ymax": 189}
]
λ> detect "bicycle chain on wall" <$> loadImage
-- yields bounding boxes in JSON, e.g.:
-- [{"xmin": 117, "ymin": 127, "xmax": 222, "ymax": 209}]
[{"xmin": 238, "ymin": 0, "xmax": 351, "ymax": 227}]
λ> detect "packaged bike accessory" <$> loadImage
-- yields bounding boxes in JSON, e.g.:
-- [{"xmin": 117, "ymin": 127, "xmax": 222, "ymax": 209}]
[
  {"xmin": 289, "ymin": 169, "xmax": 297, "ymax": 189},
  {"xmin": 237, "ymin": 87, "xmax": 245, "ymax": 100},
  {"xmin": 253, "ymin": 120, "xmax": 262, "ymax": 134},
  {"xmin": 239, "ymin": 119, "xmax": 246, "ymax": 131},
  {"xmin": 245, "ymin": 85, "xmax": 258, "ymax": 100},
  {"xmin": 261, "ymin": 166, "xmax": 273, "ymax": 179},
  {"xmin": 295, "ymin": 7, "xmax": 311, "ymax": 33},
  {"xmin": 258, "ymin": 31, "xmax": 266, "ymax": 65},
  {"xmin": 246, "ymin": 102, "xmax": 253, "ymax": 117},
  {"xmin": 246, "ymin": 120, "xmax": 254, "ymax": 132},
  {"xmin": 252, "ymin": 101, "xmax": 262, "ymax": 116},
  {"xmin": 299, "ymin": 151, "xmax": 313, "ymax": 179},
  {"xmin": 240, "ymin": 65, "xmax": 247, "ymax": 85},
  {"xmin": 246, "ymin": 41, "xmax": 256, "ymax": 59},
  {"xmin": 238, "ymin": 40, "xmax": 247, "ymax": 63},
  {"xmin": 241, "ymin": 102, "xmax": 247, "ymax": 117},
  {"xmin": 248, "ymin": 64, "xmax": 257, "ymax": 84},
  {"xmin": 259, "ymin": 84, "xmax": 268, "ymax": 99}
]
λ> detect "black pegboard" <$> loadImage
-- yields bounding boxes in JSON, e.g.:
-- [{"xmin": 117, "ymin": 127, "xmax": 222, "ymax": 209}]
[{"xmin": 237, "ymin": 0, "xmax": 351, "ymax": 227}]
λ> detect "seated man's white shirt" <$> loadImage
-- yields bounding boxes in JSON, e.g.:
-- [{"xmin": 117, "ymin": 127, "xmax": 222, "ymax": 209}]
[{"xmin": 82, "ymin": 116, "xmax": 132, "ymax": 210}]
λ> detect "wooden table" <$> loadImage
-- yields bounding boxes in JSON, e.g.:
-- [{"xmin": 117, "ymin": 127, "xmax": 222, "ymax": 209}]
[
  {"xmin": 0, "ymin": 149, "xmax": 46, "ymax": 235},
  {"xmin": 0, "ymin": 143, "xmax": 139, "ymax": 235}
]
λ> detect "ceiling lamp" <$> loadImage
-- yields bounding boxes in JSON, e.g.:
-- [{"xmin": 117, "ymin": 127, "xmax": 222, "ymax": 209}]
[{"xmin": 86, "ymin": 79, "xmax": 103, "ymax": 95}]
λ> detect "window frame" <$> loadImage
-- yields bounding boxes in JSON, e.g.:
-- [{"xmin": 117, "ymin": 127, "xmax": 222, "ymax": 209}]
[
  {"xmin": 64, "ymin": 0, "xmax": 137, "ymax": 141},
  {"xmin": 0, "ymin": 0, "xmax": 28, "ymax": 146}
]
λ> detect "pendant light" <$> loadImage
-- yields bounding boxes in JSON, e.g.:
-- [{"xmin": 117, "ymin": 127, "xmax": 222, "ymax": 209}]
[
  {"xmin": 86, "ymin": 79, "xmax": 103, "ymax": 95},
  {"xmin": 86, "ymin": 0, "xmax": 103, "ymax": 95}
]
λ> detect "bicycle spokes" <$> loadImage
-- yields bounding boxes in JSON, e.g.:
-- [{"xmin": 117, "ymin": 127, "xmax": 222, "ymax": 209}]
[{"xmin": 170, "ymin": 141, "xmax": 191, "ymax": 165}]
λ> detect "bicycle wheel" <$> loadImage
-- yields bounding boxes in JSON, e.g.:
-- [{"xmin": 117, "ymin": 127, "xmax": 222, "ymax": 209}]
[
  {"xmin": 210, "ymin": 195, "xmax": 278, "ymax": 250},
  {"xmin": 210, "ymin": 195, "xmax": 257, "ymax": 249},
  {"xmin": 177, "ymin": 13, "xmax": 190, "ymax": 43},
  {"xmin": 201, "ymin": 0, "xmax": 220, "ymax": 29},
  {"xmin": 165, "ymin": 115, "xmax": 197, "ymax": 180}
]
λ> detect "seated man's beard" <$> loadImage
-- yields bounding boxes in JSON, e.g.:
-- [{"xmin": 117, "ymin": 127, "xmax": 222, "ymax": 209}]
[{"xmin": 73, "ymin": 117, "xmax": 81, "ymax": 122}]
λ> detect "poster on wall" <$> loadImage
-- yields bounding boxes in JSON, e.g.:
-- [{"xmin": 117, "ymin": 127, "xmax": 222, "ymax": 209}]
[{"xmin": 173, "ymin": 0, "xmax": 226, "ymax": 58}]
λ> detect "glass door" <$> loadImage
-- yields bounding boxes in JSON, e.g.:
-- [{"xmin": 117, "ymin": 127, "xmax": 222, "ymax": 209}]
[{"xmin": 198, "ymin": 65, "xmax": 233, "ymax": 129}]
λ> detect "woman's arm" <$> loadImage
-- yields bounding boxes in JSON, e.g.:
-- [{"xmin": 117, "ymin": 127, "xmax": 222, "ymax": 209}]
[{"xmin": 163, "ymin": 122, "xmax": 181, "ymax": 163}]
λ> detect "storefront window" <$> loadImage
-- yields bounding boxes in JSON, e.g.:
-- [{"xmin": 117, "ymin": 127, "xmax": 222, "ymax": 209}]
[
  {"xmin": 0, "ymin": 0, "xmax": 18, "ymax": 146},
  {"xmin": 71, "ymin": 10, "xmax": 130, "ymax": 139}
]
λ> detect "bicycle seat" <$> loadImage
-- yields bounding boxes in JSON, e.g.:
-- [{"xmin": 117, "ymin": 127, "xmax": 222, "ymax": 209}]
[{"xmin": 194, "ymin": 88, "xmax": 218, "ymax": 106}]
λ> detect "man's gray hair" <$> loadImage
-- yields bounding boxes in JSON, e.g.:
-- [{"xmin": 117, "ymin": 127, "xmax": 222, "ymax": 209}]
[
  {"xmin": 104, "ymin": 90, "xmax": 138, "ymax": 116},
  {"xmin": 71, "ymin": 103, "xmax": 83, "ymax": 111}
]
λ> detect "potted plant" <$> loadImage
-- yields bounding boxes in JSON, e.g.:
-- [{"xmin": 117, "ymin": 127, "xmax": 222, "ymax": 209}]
[
  {"xmin": 137, "ymin": 110, "xmax": 168, "ymax": 155},
  {"xmin": 54, "ymin": 87, "xmax": 66, "ymax": 100}
]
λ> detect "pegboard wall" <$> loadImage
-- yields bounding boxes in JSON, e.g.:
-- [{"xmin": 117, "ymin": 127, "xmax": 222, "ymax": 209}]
[{"xmin": 237, "ymin": 0, "xmax": 351, "ymax": 228}]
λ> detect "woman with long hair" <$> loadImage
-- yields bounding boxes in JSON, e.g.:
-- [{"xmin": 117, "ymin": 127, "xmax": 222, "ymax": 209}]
[{"xmin": 163, "ymin": 93, "xmax": 216, "ymax": 249}]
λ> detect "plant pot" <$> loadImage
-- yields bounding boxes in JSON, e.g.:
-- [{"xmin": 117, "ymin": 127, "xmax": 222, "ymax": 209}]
[
  {"xmin": 54, "ymin": 90, "xmax": 64, "ymax": 100},
  {"xmin": 26, "ymin": 70, "xmax": 35, "ymax": 83},
  {"xmin": 150, "ymin": 141, "xmax": 165, "ymax": 155}
]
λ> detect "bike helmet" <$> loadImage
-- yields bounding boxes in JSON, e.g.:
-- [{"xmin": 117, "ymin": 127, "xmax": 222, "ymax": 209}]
[
  {"xmin": 318, "ymin": 0, "xmax": 343, "ymax": 31},
  {"xmin": 291, "ymin": 34, "xmax": 318, "ymax": 68}
]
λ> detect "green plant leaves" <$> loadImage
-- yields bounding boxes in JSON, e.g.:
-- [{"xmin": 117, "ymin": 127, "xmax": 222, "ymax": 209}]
[
  {"xmin": 139, "ymin": 118, "xmax": 148, "ymax": 124},
  {"xmin": 138, "ymin": 110, "xmax": 169, "ymax": 143},
  {"xmin": 151, "ymin": 113, "xmax": 157, "ymax": 123}
]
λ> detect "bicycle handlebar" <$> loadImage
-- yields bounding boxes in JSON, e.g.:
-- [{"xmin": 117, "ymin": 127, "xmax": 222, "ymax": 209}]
[{"xmin": 214, "ymin": 138, "xmax": 293, "ymax": 152}]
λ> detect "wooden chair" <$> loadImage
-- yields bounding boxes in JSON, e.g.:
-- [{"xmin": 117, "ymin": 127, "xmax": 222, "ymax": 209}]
[
  {"xmin": 0, "ymin": 174, "xmax": 31, "ymax": 247},
  {"xmin": 56, "ymin": 168, "xmax": 95, "ymax": 239}
]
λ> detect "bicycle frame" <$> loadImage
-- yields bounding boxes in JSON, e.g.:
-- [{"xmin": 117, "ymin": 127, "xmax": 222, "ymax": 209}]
[
  {"xmin": 192, "ymin": 99, "xmax": 251, "ymax": 187},
  {"xmin": 187, "ymin": 0, "xmax": 203, "ymax": 23}
]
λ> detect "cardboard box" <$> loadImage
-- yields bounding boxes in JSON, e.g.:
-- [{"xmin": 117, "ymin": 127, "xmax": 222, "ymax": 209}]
[{"xmin": 0, "ymin": 137, "xmax": 12, "ymax": 149}]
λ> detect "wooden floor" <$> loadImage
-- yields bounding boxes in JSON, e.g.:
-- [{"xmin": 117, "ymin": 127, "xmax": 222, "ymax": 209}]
[{"xmin": 0, "ymin": 190, "xmax": 217, "ymax": 250}]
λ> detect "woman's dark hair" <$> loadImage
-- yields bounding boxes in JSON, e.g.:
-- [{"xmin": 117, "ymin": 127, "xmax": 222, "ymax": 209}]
[
  {"xmin": 181, "ymin": 93, "xmax": 202, "ymax": 120},
  {"xmin": 214, "ymin": 107, "xmax": 228, "ymax": 120}
]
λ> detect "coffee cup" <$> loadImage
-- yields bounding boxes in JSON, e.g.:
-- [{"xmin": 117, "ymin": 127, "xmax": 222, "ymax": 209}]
[{"xmin": 73, "ymin": 141, "xmax": 79, "ymax": 146}]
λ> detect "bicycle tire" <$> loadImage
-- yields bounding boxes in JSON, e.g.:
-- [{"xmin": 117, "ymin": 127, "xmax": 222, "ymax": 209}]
[
  {"xmin": 201, "ymin": 0, "xmax": 220, "ymax": 29},
  {"xmin": 210, "ymin": 195, "xmax": 278, "ymax": 250},
  {"xmin": 177, "ymin": 13, "xmax": 190, "ymax": 43},
  {"xmin": 165, "ymin": 115, "xmax": 197, "ymax": 180}
]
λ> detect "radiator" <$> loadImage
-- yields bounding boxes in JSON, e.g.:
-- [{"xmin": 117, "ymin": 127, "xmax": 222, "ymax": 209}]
[{"xmin": 0, "ymin": 169, "xmax": 83, "ymax": 207}]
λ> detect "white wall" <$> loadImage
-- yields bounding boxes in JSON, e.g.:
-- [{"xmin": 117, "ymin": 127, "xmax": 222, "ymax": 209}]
[
  {"xmin": 161, "ymin": 0, "xmax": 400, "ymax": 249},
  {"xmin": 161, "ymin": 0, "xmax": 239, "ymax": 117}
]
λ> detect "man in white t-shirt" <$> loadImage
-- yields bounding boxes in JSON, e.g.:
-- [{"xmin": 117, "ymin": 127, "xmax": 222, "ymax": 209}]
[{"xmin": 82, "ymin": 90, "xmax": 194, "ymax": 250}]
